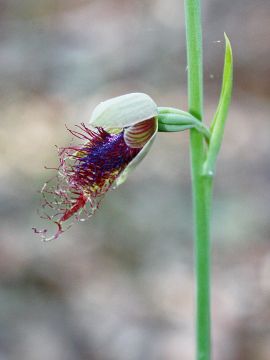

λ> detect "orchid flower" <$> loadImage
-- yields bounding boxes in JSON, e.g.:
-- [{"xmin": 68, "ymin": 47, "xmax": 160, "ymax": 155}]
[
  {"xmin": 33, "ymin": 92, "xmax": 211, "ymax": 241},
  {"xmin": 33, "ymin": 93, "xmax": 158, "ymax": 241}
]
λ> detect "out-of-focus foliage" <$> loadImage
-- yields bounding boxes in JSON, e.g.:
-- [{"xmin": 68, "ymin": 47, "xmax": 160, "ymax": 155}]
[{"xmin": 1, "ymin": 0, "xmax": 270, "ymax": 359}]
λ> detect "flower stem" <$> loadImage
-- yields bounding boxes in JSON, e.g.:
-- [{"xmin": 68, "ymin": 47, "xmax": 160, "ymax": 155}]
[
  {"xmin": 184, "ymin": 0, "xmax": 213, "ymax": 359},
  {"xmin": 157, "ymin": 109, "xmax": 211, "ymax": 142}
]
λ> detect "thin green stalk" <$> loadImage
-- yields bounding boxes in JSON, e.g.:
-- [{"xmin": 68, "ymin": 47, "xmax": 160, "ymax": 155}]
[
  {"xmin": 184, "ymin": 0, "xmax": 213, "ymax": 359},
  {"xmin": 157, "ymin": 110, "xmax": 211, "ymax": 141}
]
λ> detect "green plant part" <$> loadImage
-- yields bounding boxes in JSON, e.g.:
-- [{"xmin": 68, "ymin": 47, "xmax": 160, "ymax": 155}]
[
  {"xmin": 184, "ymin": 0, "xmax": 233, "ymax": 358},
  {"xmin": 203, "ymin": 34, "xmax": 233, "ymax": 177},
  {"xmin": 34, "ymin": 2, "xmax": 233, "ymax": 359}
]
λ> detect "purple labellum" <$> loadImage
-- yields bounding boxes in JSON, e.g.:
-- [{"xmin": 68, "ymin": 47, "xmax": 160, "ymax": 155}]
[
  {"xmin": 33, "ymin": 123, "xmax": 143, "ymax": 241},
  {"xmin": 68, "ymin": 125, "xmax": 140, "ymax": 195}
]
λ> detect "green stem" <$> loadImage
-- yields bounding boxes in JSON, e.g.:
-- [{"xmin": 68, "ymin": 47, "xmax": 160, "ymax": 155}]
[{"xmin": 184, "ymin": 0, "xmax": 213, "ymax": 359}]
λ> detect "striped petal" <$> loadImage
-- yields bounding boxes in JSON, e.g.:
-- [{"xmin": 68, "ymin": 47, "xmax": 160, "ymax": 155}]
[
  {"xmin": 124, "ymin": 117, "xmax": 157, "ymax": 148},
  {"xmin": 116, "ymin": 117, "xmax": 158, "ymax": 186}
]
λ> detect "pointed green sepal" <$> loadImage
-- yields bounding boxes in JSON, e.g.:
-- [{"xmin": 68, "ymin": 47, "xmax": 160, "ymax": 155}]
[{"xmin": 90, "ymin": 93, "xmax": 158, "ymax": 128}]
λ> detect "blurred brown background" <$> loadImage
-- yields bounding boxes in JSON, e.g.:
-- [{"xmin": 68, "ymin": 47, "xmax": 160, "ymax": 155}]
[{"xmin": 1, "ymin": 0, "xmax": 270, "ymax": 359}]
